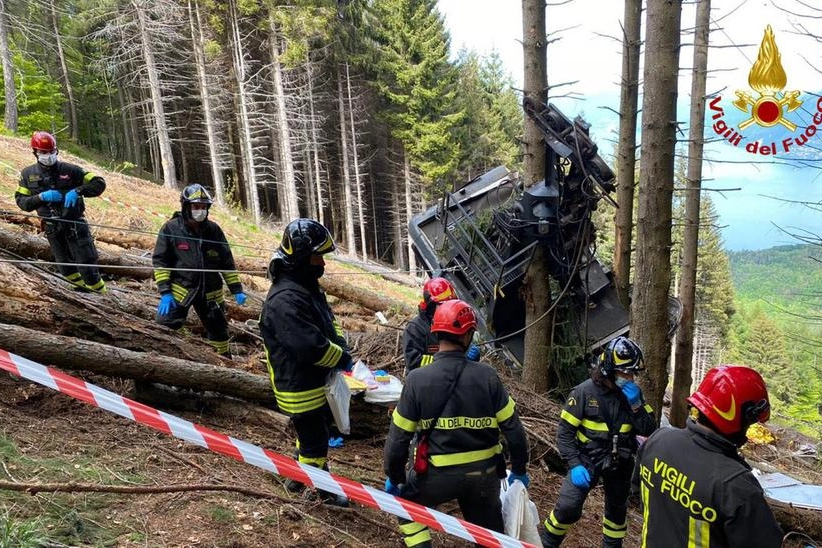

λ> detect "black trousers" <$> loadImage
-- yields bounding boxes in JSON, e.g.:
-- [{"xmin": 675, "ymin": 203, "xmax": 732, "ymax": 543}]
[
  {"xmin": 45, "ymin": 218, "xmax": 102, "ymax": 286},
  {"xmin": 291, "ymin": 406, "xmax": 331, "ymax": 467},
  {"xmin": 156, "ymin": 295, "xmax": 229, "ymax": 354},
  {"xmin": 542, "ymin": 459, "xmax": 632, "ymax": 547},
  {"xmin": 398, "ymin": 461, "xmax": 503, "ymax": 547}
]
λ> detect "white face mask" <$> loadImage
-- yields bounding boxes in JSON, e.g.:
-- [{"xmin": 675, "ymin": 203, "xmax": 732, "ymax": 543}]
[
  {"xmin": 191, "ymin": 209, "xmax": 208, "ymax": 222},
  {"xmin": 37, "ymin": 152, "xmax": 58, "ymax": 167}
]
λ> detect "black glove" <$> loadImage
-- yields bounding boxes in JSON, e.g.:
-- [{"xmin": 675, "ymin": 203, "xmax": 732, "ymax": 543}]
[{"xmin": 337, "ymin": 350, "xmax": 353, "ymax": 372}]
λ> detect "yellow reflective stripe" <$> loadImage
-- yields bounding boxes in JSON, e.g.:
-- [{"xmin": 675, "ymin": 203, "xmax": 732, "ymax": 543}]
[
  {"xmin": 560, "ymin": 409, "xmax": 581, "ymax": 427},
  {"xmin": 85, "ymin": 279, "xmax": 106, "ymax": 292},
  {"xmin": 316, "ymin": 342, "xmax": 343, "ymax": 367},
  {"xmin": 274, "ymin": 386, "xmax": 327, "ymax": 414},
  {"xmin": 83, "ymin": 172, "xmax": 96, "ymax": 184},
  {"xmin": 581, "ymin": 419, "xmax": 609, "ymax": 432},
  {"xmin": 66, "ymin": 272, "xmax": 82, "ymax": 281},
  {"xmin": 403, "ymin": 528, "xmax": 431, "ymax": 547},
  {"xmin": 545, "ymin": 511, "xmax": 571, "ymax": 535},
  {"xmin": 428, "ymin": 444, "xmax": 501, "ymax": 467},
  {"xmin": 688, "ymin": 516, "xmax": 710, "ymax": 548},
  {"xmin": 644, "ymin": 403, "xmax": 654, "ymax": 414},
  {"xmin": 16, "ymin": 185, "xmax": 32, "ymax": 196},
  {"xmin": 392, "ymin": 410, "xmax": 418, "ymax": 433},
  {"xmin": 576, "ymin": 430, "xmax": 591, "ymax": 443},
  {"xmin": 433, "ymin": 415, "xmax": 497, "ymax": 430},
  {"xmin": 205, "ymin": 288, "xmax": 223, "ymax": 300},
  {"xmin": 420, "ymin": 354, "xmax": 434, "ymax": 367},
  {"xmin": 223, "ymin": 272, "xmax": 240, "ymax": 285},
  {"xmin": 170, "ymin": 283, "xmax": 188, "ymax": 302},
  {"xmin": 603, "ymin": 516, "xmax": 627, "ymax": 538},
  {"xmin": 496, "ymin": 397, "xmax": 516, "ymax": 423},
  {"xmin": 298, "ymin": 454, "xmax": 326, "ymax": 468},
  {"xmin": 399, "ymin": 522, "xmax": 426, "ymax": 535},
  {"xmin": 333, "ymin": 320, "xmax": 345, "ymax": 338},
  {"xmin": 154, "ymin": 269, "xmax": 171, "ymax": 283},
  {"xmin": 315, "ymin": 236, "xmax": 334, "ymax": 254},
  {"xmin": 208, "ymin": 339, "xmax": 229, "ymax": 353},
  {"xmin": 265, "ymin": 348, "xmax": 276, "ymax": 390},
  {"xmin": 620, "ymin": 423, "xmax": 633, "ymax": 433},
  {"xmin": 640, "ymin": 480, "xmax": 650, "ymax": 548}
]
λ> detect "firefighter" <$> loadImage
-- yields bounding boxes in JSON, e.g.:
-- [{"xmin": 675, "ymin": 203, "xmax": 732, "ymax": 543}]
[
  {"xmin": 152, "ymin": 184, "xmax": 245, "ymax": 357},
  {"xmin": 15, "ymin": 131, "xmax": 107, "ymax": 292},
  {"xmin": 633, "ymin": 365, "xmax": 783, "ymax": 547},
  {"xmin": 540, "ymin": 336, "xmax": 656, "ymax": 548},
  {"xmin": 384, "ymin": 299, "xmax": 529, "ymax": 547},
  {"xmin": 404, "ymin": 277, "xmax": 460, "ymax": 374},
  {"xmin": 259, "ymin": 218, "xmax": 351, "ymax": 507}
]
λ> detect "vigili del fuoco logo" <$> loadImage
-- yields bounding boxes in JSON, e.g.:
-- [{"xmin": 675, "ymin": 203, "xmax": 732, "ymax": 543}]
[{"xmin": 709, "ymin": 25, "xmax": 819, "ymax": 156}]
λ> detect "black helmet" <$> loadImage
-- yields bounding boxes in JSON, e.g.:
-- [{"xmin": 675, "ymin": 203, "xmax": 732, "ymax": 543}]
[
  {"xmin": 278, "ymin": 218, "xmax": 335, "ymax": 266},
  {"xmin": 180, "ymin": 184, "xmax": 212, "ymax": 220},
  {"xmin": 599, "ymin": 336, "xmax": 644, "ymax": 377}
]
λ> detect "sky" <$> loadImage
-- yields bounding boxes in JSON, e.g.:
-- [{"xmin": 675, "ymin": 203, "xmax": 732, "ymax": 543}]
[{"xmin": 437, "ymin": 0, "xmax": 822, "ymax": 251}]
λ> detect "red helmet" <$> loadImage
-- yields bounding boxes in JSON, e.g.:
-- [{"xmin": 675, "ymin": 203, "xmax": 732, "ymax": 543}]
[
  {"xmin": 431, "ymin": 299, "xmax": 477, "ymax": 336},
  {"xmin": 420, "ymin": 277, "xmax": 456, "ymax": 310},
  {"xmin": 31, "ymin": 131, "xmax": 57, "ymax": 153},
  {"xmin": 687, "ymin": 365, "xmax": 771, "ymax": 437}
]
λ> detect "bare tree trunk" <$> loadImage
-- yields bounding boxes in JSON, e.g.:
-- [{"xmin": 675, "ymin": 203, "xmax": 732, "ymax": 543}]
[
  {"xmin": 190, "ymin": 0, "xmax": 225, "ymax": 206},
  {"xmin": 133, "ymin": 0, "xmax": 177, "ymax": 189},
  {"xmin": 671, "ymin": 0, "xmax": 710, "ymax": 427},
  {"xmin": 268, "ymin": 16, "xmax": 299, "ymax": 221},
  {"xmin": 614, "ymin": 0, "xmax": 642, "ymax": 307},
  {"xmin": 48, "ymin": 0, "xmax": 78, "ymax": 141},
  {"xmin": 228, "ymin": 0, "xmax": 260, "ymax": 223},
  {"xmin": 0, "ymin": 0, "xmax": 17, "ymax": 132},
  {"xmin": 346, "ymin": 64, "xmax": 367, "ymax": 259},
  {"xmin": 403, "ymin": 152, "xmax": 417, "ymax": 275},
  {"xmin": 520, "ymin": 0, "xmax": 549, "ymax": 392},
  {"xmin": 631, "ymin": 0, "xmax": 683, "ymax": 418},
  {"xmin": 306, "ymin": 62, "xmax": 325, "ymax": 225},
  {"xmin": 337, "ymin": 65, "xmax": 356, "ymax": 255}
]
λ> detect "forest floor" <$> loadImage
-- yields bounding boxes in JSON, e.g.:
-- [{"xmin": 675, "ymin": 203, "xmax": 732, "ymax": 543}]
[{"xmin": 0, "ymin": 134, "xmax": 820, "ymax": 547}]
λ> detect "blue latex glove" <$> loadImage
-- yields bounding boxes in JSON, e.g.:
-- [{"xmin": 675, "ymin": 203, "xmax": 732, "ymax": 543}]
[
  {"xmin": 234, "ymin": 292, "xmax": 247, "ymax": 305},
  {"xmin": 157, "ymin": 293, "xmax": 177, "ymax": 316},
  {"xmin": 328, "ymin": 436, "xmax": 344, "ymax": 448},
  {"xmin": 621, "ymin": 381, "xmax": 642, "ymax": 407},
  {"xmin": 63, "ymin": 188, "xmax": 80, "ymax": 208},
  {"xmin": 39, "ymin": 189, "xmax": 62, "ymax": 202},
  {"xmin": 508, "ymin": 472, "xmax": 530, "ymax": 488},
  {"xmin": 570, "ymin": 465, "xmax": 591, "ymax": 489},
  {"xmin": 336, "ymin": 351, "xmax": 353, "ymax": 372},
  {"xmin": 466, "ymin": 344, "xmax": 480, "ymax": 361},
  {"xmin": 384, "ymin": 478, "xmax": 401, "ymax": 496}
]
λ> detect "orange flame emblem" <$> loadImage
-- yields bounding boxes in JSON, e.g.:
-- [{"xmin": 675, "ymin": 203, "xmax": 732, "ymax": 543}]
[{"xmin": 732, "ymin": 25, "xmax": 802, "ymax": 131}]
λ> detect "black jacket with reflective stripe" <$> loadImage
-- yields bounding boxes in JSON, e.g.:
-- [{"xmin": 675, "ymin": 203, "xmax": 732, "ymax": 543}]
[
  {"xmin": 632, "ymin": 420, "xmax": 783, "ymax": 548},
  {"xmin": 402, "ymin": 307, "xmax": 439, "ymax": 374},
  {"xmin": 557, "ymin": 377, "xmax": 656, "ymax": 470},
  {"xmin": 151, "ymin": 213, "xmax": 242, "ymax": 307},
  {"xmin": 259, "ymin": 273, "xmax": 349, "ymax": 414},
  {"xmin": 384, "ymin": 351, "xmax": 529, "ymax": 484},
  {"xmin": 16, "ymin": 161, "xmax": 105, "ymax": 220}
]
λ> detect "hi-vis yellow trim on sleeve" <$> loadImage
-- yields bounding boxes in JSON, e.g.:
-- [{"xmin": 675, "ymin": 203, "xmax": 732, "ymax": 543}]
[
  {"xmin": 83, "ymin": 172, "xmax": 96, "ymax": 184},
  {"xmin": 392, "ymin": 410, "xmax": 418, "ymax": 433},
  {"xmin": 170, "ymin": 283, "xmax": 188, "ymax": 303},
  {"xmin": 644, "ymin": 403, "xmax": 654, "ymax": 414},
  {"xmin": 315, "ymin": 342, "xmax": 343, "ymax": 367},
  {"xmin": 154, "ymin": 269, "xmax": 171, "ymax": 283},
  {"xmin": 576, "ymin": 430, "xmax": 591, "ymax": 443},
  {"xmin": 274, "ymin": 386, "xmax": 327, "ymax": 414},
  {"xmin": 223, "ymin": 271, "xmax": 241, "ymax": 285},
  {"xmin": 420, "ymin": 355, "xmax": 434, "ymax": 367},
  {"xmin": 560, "ymin": 409, "xmax": 582, "ymax": 427},
  {"xmin": 16, "ymin": 186, "xmax": 32, "ymax": 196},
  {"xmin": 333, "ymin": 320, "xmax": 345, "ymax": 339},
  {"xmin": 429, "ymin": 444, "xmax": 501, "ymax": 467},
  {"xmin": 205, "ymin": 288, "xmax": 224, "ymax": 303},
  {"xmin": 496, "ymin": 397, "xmax": 516, "ymax": 423},
  {"xmin": 401, "ymin": 522, "xmax": 431, "ymax": 547}
]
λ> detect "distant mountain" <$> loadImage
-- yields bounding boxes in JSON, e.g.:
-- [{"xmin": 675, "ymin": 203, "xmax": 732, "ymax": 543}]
[{"xmin": 728, "ymin": 244, "xmax": 822, "ymax": 315}]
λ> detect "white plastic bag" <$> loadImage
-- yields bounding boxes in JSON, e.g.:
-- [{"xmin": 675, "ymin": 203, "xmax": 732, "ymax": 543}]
[
  {"xmin": 363, "ymin": 374, "xmax": 403, "ymax": 405},
  {"xmin": 499, "ymin": 475, "xmax": 541, "ymax": 544},
  {"xmin": 325, "ymin": 370, "xmax": 351, "ymax": 434}
]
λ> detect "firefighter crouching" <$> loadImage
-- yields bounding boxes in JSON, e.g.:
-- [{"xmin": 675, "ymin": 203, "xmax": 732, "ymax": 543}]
[
  {"xmin": 633, "ymin": 365, "xmax": 783, "ymax": 547},
  {"xmin": 384, "ymin": 299, "xmax": 529, "ymax": 547},
  {"xmin": 259, "ymin": 218, "xmax": 351, "ymax": 507},
  {"xmin": 540, "ymin": 336, "xmax": 656, "ymax": 548},
  {"xmin": 15, "ymin": 131, "xmax": 107, "ymax": 293}
]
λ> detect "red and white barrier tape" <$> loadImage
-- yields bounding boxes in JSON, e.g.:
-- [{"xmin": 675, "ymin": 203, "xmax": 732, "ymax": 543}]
[{"xmin": 0, "ymin": 350, "xmax": 534, "ymax": 548}]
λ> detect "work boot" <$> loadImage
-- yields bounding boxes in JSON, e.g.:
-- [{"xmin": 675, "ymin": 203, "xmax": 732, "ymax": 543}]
[
  {"xmin": 540, "ymin": 527, "xmax": 563, "ymax": 548},
  {"xmin": 602, "ymin": 538, "xmax": 623, "ymax": 548},
  {"xmin": 85, "ymin": 279, "xmax": 108, "ymax": 293},
  {"xmin": 284, "ymin": 478, "xmax": 305, "ymax": 494},
  {"xmin": 317, "ymin": 489, "xmax": 349, "ymax": 508}
]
